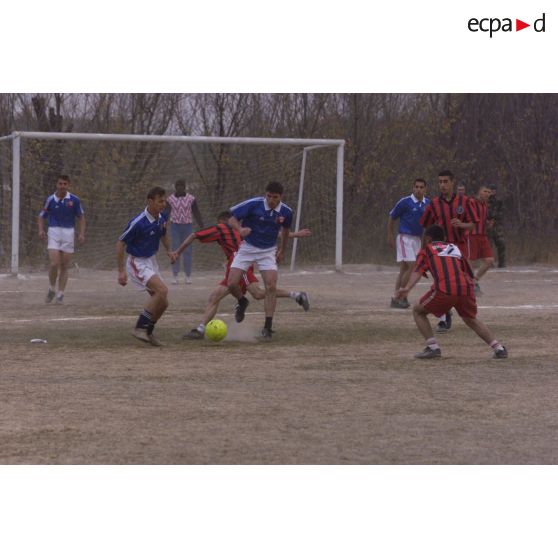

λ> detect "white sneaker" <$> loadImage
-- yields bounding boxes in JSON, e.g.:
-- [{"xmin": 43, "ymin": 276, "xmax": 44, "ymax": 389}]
[
  {"xmin": 171, "ymin": 277, "xmax": 179, "ymax": 285},
  {"xmin": 55, "ymin": 294, "xmax": 64, "ymax": 304},
  {"xmin": 148, "ymin": 333, "xmax": 164, "ymax": 347},
  {"xmin": 185, "ymin": 276, "xmax": 192, "ymax": 284},
  {"xmin": 132, "ymin": 328, "xmax": 151, "ymax": 343}
]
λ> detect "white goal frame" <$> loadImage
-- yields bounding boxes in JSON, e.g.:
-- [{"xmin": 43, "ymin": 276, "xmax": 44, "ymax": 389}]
[{"xmin": 2, "ymin": 131, "xmax": 345, "ymax": 274}]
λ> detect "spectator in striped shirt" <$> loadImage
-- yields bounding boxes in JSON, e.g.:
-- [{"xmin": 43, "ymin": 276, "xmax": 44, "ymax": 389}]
[
  {"xmin": 419, "ymin": 169, "xmax": 479, "ymax": 333},
  {"xmin": 166, "ymin": 179, "xmax": 204, "ymax": 285},
  {"xmin": 397, "ymin": 224, "xmax": 507, "ymax": 360},
  {"xmin": 169, "ymin": 211, "xmax": 311, "ymax": 340},
  {"xmin": 469, "ymin": 186, "xmax": 495, "ymax": 295}
]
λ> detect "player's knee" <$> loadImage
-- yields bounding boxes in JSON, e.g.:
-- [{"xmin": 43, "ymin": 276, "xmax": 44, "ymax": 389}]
[{"xmin": 412, "ymin": 304, "xmax": 426, "ymax": 316}]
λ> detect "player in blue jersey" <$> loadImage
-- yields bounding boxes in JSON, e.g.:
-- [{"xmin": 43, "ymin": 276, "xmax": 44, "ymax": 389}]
[
  {"xmin": 387, "ymin": 178, "xmax": 429, "ymax": 309},
  {"xmin": 228, "ymin": 181, "xmax": 293, "ymax": 339},
  {"xmin": 38, "ymin": 175, "xmax": 86, "ymax": 304},
  {"xmin": 116, "ymin": 186, "xmax": 172, "ymax": 346}
]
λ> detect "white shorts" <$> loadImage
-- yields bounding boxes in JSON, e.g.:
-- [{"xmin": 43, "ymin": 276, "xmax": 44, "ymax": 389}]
[
  {"xmin": 126, "ymin": 255, "xmax": 162, "ymax": 291},
  {"xmin": 47, "ymin": 227, "xmax": 75, "ymax": 253},
  {"xmin": 230, "ymin": 241, "xmax": 278, "ymax": 272},
  {"xmin": 396, "ymin": 234, "xmax": 421, "ymax": 262}
]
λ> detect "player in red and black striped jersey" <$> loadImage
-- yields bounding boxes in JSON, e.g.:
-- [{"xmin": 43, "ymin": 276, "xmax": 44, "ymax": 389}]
[
  {"xmin": 397, "ymin": 224, "xmax": 507, "ymax": 359},
  {"xmin": 419, "ymin": 170, "xmax": 479, "ymax": 256},
  {"xmin": 419, "ymin": 170, "xmax": 479, "ymax": 333},
  {"xmin": 169, "ymin": 211, "xmax": 311, "ymax": 339},
  {"xmin": 468, "ymin": 186, "xmax": 495, "ymax": 295}
]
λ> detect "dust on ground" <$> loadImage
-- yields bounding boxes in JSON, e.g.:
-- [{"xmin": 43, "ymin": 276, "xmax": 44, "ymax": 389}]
[{"xmin": 1, "ymin": 264, "xmax": 557, "ymax": 464}]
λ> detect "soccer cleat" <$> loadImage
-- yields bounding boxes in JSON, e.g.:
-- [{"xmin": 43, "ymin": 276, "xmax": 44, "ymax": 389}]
[
  {"xmin": 183, "ymin": 328, "xmax": 204, "ymax": 340},
  {"xmin": 171, "ymin": 277, "xmax": 179, "ymax": 285},
  {"xmin": 400, "ymin": 298, "xmax": 411, "ymax": 308},
  {"xmin": 234, "ymin": 297, "xmax": 249, "ymax": 323},
  {"xmin": 147, "ymin": 333, "xmax": 164, "ymax": 347},
  {"xmin": 296, "ymin": 292, "xmax": 310, "ymax": 311},
  {"xmin": 55, "ymin": 294, "xmax": 64, "ymax": 304},
  {"xmin": 260, "ymin": 327, "xmax": 273, "ymax": 340},
  {"xmin": 493, "ymin": 346, "xmax": 508, "ymax": 359},
  {"xmin": 45, "ymin": 289, "xmax": 55, "ymax": 303},
  {"xmin": 132, "ymin": 328, "xmax": 151, "ymax": 343},
  {"xmin": 185, "ymin": 276, "xmax": 192, "ymax": 284},
  {"xmin": 436, "ymin": 321, "xmax": 448, "ymax": 334},
  {"xmin": 414, "ymin": 346, "xmax": 442, "ymax": 359}
]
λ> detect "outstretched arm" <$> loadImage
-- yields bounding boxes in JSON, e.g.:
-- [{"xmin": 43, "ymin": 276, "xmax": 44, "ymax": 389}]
[
  {"xmin": 397, "ymin": 270, "xmax": 422, "ymax": 298},
  {"xmin": 169, "ymin": 232, "xmax": 196, "ymax": 263},
  {"xmin": 289, "ymin": 228, "xmax": 311, "ymax": 238},
  {"xmin": 228, "ymin": 215, "xmax": 251, "ymax": 238}
]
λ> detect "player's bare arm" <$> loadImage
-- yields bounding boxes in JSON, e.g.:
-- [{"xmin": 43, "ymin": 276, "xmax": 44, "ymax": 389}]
[
  {"xmin": 450, "ymin": 218, "xmax": 474, "ymax": 231},
  {"xmin": 276, "ymin": 226, "xmax": 290, "ymax": 263},
  {"xmin": 228, "ymin": 215, "xmax": 251, "ymax": 238},
  {"xmin": 397, "ymin": 270, "xmax": 422, "ymax": 297},
  {"xmin": 38, "ymin": 216, "xmax": 47, "ymax": 240},
  {"xmin": 387, "ymin": 216, "xmax": 396, "ymax": 248},
  {"xmin": 170, "ymin": 232, "xmax": 196, "ymax": 263},
  {"xmin": 77, "ymin": 215, "xmax": 86, "ymax": 244},
  {"xmin": 116, "ymin": 240, "xmax": 128, "ymax": 286},
  {"xmin": 289, "ymin": 228, "xmax": 311, "ymax": 238}
]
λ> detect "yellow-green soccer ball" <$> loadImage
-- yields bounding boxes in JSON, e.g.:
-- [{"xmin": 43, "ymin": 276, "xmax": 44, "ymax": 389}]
[{"xmin": 205, "ymin": 319, "xmax": 227, "ymax": 342}]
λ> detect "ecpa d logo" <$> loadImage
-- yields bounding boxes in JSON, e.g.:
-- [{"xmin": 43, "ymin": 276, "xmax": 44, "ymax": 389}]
[{"xmin": 468, "ymin": 13, "xmax": 546, "ymax": 37}]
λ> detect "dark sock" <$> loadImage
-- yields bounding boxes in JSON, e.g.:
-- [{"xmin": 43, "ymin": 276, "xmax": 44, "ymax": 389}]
[
  {"xmin": 265, "ymin": 317, "xmax": 273, "ymax": 330},
  {"xmin": 136, "ymin": 309, "xmax": 154, "ymax": 330}
]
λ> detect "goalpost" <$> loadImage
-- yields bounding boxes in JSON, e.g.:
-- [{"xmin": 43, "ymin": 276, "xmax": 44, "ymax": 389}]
[{"xmin": 0, "ymin": 131, "xmax": 344, "ymax": 275}]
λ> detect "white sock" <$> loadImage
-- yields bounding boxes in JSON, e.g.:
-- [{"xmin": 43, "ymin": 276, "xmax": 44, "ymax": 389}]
[
  {"xmin": 57, "ymin": 291, "xmax": 64, "ymax": 297},
  {"xmin": 426, "ymin": 337, "xmax": 440, "ymax": 350},
  {"xmin": 289, "ymin": 291, "xmax": 300, "ymax": 299},
  {"xmin": 490, "ymin": 340, "xmax": 504, "ymax": 351},
  {"xmin": 197, "ymin": 324, "xmax": 205, "ymax": 333}
]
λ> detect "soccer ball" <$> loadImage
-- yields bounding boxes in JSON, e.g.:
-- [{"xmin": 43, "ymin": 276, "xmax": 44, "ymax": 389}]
[{"xmin": 205, "ymin": 319, "xmax": 227, "ymax": 342}]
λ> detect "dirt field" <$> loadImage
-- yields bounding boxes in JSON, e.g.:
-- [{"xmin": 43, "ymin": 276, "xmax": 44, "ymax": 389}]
[{"xmin": 1, "ymin": 264, "xmax": 557, "ymax": 464}]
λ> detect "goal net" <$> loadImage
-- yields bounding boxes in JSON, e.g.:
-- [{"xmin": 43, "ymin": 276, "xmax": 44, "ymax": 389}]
[{"xmin": 0, "ymin": 133, "xmax": 344, "ymax": 275}]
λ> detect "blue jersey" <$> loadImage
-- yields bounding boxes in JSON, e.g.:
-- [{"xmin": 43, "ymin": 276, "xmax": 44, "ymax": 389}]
[
  {"xmin": 230, "ymin": 196, "xmax": 293, "ymax": 249},
  {"xmin": 389, "ymin": 194, "xmax": 430, "ymax": 237},
  {"xmin": 119, "ymin": 209, "xmax": 167, "ymax": 258},
  {"xmin": 39, "ymin": 192, "xmax": 84, "ymax": 228}
]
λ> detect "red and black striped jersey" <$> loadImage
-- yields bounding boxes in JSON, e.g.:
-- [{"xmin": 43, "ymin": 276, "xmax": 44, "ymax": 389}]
[
  {"xmin": 470, "ymin": 198, "xmax": 489, "ymax": 236},
  {"xmin": 419, "ymin": 194, "xmax": 479, "ymax": 244},
  {"xmin": 414, "ymin": 241, "xmax": 475, "ymax": 296},
  {"xmin": 194, "ymin": 222, "xmax": 241, "ymax": 261}
]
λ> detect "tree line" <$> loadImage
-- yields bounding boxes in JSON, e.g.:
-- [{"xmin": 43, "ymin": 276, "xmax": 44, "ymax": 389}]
[{"xmin": 1, "ymin": 93, "xmax": 556, "ymax": 264}]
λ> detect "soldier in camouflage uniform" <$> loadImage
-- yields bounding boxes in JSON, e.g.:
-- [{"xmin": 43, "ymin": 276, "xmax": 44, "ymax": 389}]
[{"xmin": 487, "ymin": 187, "xmax": 506, "ymax": 268}]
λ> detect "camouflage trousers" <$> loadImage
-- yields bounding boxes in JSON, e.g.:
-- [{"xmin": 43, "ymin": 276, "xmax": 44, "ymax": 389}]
[{"xmin": 488, "ymin": 226, "xmax": 506, "ymax": 267}]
